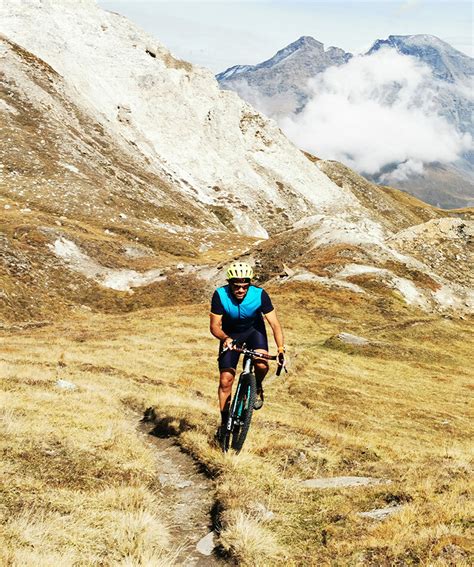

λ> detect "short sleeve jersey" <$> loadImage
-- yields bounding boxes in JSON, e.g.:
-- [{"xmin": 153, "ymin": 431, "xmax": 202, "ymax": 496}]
[{"xmin": 211, "ymin": 285, "xmax": 274, "ymax": 334}]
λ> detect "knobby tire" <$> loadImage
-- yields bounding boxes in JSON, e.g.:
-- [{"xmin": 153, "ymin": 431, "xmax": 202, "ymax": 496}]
[
  {"xmin": 221, "ymin": 430, "xmax": 231, "ymax": 452},
  {"xmin": 230, "ymin": 371, "xmax": 256, "ymax": 453}
]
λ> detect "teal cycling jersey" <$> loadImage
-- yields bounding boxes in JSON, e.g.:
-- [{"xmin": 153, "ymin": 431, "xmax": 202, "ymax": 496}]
[{"xmin": 211, "ymin": 285, "xmax": 273, "ymax": 334}]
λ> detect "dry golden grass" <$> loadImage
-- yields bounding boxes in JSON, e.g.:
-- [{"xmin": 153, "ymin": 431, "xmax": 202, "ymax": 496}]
[
  {"xmin": 1, "ymin": 285, "xmax": 473, "ymax": 565},
  {"xmin": 379, "ymin": 186, "xmax": 474, "ymax": 222},
  {"xmin": 219, "ymin": 509, "xmax": 283, "ymax": 566},
  {"xmin": 0, "ymin": 345, "xmax": 177, "ymax": 565}
]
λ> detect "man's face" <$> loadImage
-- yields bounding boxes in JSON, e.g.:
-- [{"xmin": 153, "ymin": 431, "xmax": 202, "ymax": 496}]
[{"xmin": 230, "ymin": 279, "xmax": 250, "ymax": 300}]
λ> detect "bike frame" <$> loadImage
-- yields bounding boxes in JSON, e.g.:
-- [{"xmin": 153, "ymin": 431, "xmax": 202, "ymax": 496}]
[
  {"xmin": 226, "ymin": 368, "xmax": 251, "ymax": 430},
  {"xmin": 218, "ymin": 343, "xmax": 285, "ymax": 452},
  {"xmin": 242, "ymin": 354, "xmax": 253, "ymax": 375}
]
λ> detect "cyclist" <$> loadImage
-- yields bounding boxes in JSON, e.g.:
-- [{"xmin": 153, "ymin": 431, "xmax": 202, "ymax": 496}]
[{"xmin": 210, "ymin": 261, "xmax": 286, "ymax": 440}]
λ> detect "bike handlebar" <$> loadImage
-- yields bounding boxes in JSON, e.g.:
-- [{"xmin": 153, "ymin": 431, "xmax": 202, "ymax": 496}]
[
  {"xmin": 231, "ymin": 345, "xmax": 278, "ymax": 360},
  {"xmin": 221, "ymin": 342, "xmax": 287, "ymax": 376}
]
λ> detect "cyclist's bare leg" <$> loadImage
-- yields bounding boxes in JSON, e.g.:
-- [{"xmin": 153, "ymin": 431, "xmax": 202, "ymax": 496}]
[
  {"xmin": 254, "ymin": 349, "xmax": 269, "ymax": 410},
  {"xmin": 219, "ymin": 368, "xmax": 235, "ymax": 410},
  {"xmin": 254, "ymin": 349, "xmax": 269, "ymax": 383}
]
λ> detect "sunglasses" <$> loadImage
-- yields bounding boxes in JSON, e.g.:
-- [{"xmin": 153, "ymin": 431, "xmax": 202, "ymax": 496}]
[{"xmin": 231, "ymin": 282, "xmax": 250, "ymax": 290}]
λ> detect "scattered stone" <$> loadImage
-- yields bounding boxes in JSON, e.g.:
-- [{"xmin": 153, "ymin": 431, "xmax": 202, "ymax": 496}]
[
  {"xmin": 324, "ymin": 332, "xmax": 385, "ymax": 354},
  {"xmin": 56, "ymin": 379, "xmax": 77, "ymax": 390},
  {"xmin": 4, "ymin": 204, "xmax": 11, "ymax": 210},
  {"xmin": 158, "ymin": 474, "xmax": 193, "ymax": 489},
  {"xmin": 43, "ymin": 449, "xmax": 57, "ymax": 456},
  {"xmin": 302, "ymin": 476, "xmax": 389, "ymax": 489},
  {"xmin": 282, "ymin": 263, "xmax": 295, "ymax": 277},
  {"xmin": 123, "ymin": 246, "xmax": 150, "ymax": 259},
  {"xmin": 336, "ymin": 333, "xmax": 370, "ymax": 346},
  {"xmin": 61, "ymin": 162, "xmax": 79, "ymax": 174},
  {"xmin": 118, "ymin": 212, "xmax": 127, "ymax": 219},
  {"xmin": 175, "ymin": 479, "xmax": 193, "ymax": 489},
  {"xmin": 196, "ymin": 531, "xmax": 215, "ymax": 556},
  {"xmin": 158, "ymin": 474, "xmax": 171, "ymax": 485},
  {"xmin": 252, "ymin": 502, "xmax": 275, "ymax": 521},
  {"xmin": 117, "ymin": 104, "xmax": 132, "ymax": 124},
  {"xmin": 357, "ymin": 504, "xmax": 404, "ymax": 520},
  {"xmin": 0, "ymin": 320, "xmax": 50, "ymax": 331}
]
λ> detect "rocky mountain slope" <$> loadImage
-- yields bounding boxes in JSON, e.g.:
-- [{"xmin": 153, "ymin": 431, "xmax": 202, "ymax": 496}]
[
  {"xmin": 250, "ymin": 159, "xmax": 473, "ymax": 313},
  {"xmin": 1, "ymin": 1, "xmax": 473, "ymax": 324},
  {"xmin": 1, "ymin": 2, "xmax": 359, "ymax": 239},
  {"xmin": 217, "ymin": 34, "xmax": 474, "ymax": 209}
]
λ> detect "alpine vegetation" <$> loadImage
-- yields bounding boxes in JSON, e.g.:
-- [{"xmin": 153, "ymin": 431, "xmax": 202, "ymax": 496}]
[{"xmin": 1, "ymin": 1, "xmax": 473, "ymax": 565}]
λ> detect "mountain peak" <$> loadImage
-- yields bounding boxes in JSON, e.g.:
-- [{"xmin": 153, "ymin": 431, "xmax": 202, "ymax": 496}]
[
  {"xmin": 370, "ymin": 34, "xmax": 468, "ymax": 55},
  {"xmin": 216, "ymin": 36, "xmax": 352, "ymax": 116},
  {"xmin": 290, "ymin": 36, "xmax": 324, "ymax": 50},
  {"xmin": 258, "ymin": 35, "xmax": 325, "ymax": 69},
  {"xmin": 216, "ymin": 36, "xmax": 336, "ymax": 82},
  {"xmin": 367, "ymin": 34, "xmax": 473, "ymax": 82}
]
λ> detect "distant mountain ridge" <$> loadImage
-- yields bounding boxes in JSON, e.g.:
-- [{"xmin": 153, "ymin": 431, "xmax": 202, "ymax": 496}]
[
  {"xmin": 217, "ymin": 35, "xmax": 352, "ymax": 117},
  {"xmin": 1, "ymin": 2, "xmax": 473, "ymax": 323},
  {"xmin": 217, "ymin": 34, "xmax": 474, "ymax": 208},
  {"xmin": 217, "ymin": 36, "xmax": 351, "ymax": 81},
  {"xmin": 368, "ymin": 34, "xmax": 473, "ymax": 83}
]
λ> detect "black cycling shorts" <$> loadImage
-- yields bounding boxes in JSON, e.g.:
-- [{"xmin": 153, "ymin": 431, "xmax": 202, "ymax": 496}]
[{"xmin": 218, "ymin": 327, "xmax": 268, "ymax": 371}]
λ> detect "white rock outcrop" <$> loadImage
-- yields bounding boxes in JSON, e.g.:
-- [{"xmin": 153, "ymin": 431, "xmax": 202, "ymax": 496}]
[
  {"xmin": 2, "ymin": 1, "xmax": 472, "ymax": 313},
  {"xmin": 1, "ymin": 0, "xmax": 360, "ymax": 237}
]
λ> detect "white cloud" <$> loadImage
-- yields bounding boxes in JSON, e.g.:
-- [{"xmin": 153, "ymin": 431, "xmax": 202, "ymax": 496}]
[{"xmin": 277, "ymin": 48, "xmax": 472, "ymax": 180}]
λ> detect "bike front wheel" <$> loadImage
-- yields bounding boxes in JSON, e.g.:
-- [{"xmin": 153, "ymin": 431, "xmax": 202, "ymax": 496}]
[{"xmin": 231, "ymin": 371, "xmax": 256, "ymax": 453}]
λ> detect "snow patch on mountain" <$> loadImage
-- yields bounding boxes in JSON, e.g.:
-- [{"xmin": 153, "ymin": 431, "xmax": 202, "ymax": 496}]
[{"xmin": 275, "ymin": 270, "xmax": 367, "ymax": 294}]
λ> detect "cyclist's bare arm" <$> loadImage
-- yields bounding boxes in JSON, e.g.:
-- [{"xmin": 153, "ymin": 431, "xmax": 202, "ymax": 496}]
[
  {"xmin": 264, "ymin": 309, "xmax": 284, "ymax": 350},
  {"xmin": 210, "ymin": 313, "xmax": 233, "ymax": 349}
]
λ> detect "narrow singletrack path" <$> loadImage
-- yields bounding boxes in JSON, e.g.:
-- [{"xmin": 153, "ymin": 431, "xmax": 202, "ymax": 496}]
[{"xmin": 139, "ymin": 423, "xmax": 224, "ymax": 566}]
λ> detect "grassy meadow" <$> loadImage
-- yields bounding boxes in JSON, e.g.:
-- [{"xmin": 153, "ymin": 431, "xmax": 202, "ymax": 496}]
[{"xmin": 1, "ymin": 283, "xmax": 473, "ymax": 566}]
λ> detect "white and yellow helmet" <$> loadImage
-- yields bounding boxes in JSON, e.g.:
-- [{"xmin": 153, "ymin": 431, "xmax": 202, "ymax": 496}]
[{"xmin": 226, "ymin": 262, "xmax": 254, "ymax": 280}]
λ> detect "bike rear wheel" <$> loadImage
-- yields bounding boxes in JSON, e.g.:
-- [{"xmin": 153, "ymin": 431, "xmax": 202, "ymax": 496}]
[{"xmin": 231, "ymin": 371, "xmax": 256, "ymax": 452}]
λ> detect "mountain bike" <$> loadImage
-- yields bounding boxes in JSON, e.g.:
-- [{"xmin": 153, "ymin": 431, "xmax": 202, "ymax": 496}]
[{"xmin": 219, "ymin": 344, "xmax": 284, "ymax": 453}]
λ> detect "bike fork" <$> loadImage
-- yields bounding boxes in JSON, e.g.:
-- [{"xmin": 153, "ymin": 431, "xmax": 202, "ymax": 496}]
[{"xmin": 227, "ymin": 380, "xmax": 242, "ymax": 432}]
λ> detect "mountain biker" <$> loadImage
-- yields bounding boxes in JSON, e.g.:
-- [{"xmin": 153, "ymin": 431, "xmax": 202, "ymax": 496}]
[{"xmin": 210, "ymin": 261, "xmax": 286, "ymax": 440}]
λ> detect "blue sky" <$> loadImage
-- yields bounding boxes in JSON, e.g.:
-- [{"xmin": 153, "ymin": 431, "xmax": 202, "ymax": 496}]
[{"xmin": 99, "ymin": 1, "xmax": 473, "ymax": 71}]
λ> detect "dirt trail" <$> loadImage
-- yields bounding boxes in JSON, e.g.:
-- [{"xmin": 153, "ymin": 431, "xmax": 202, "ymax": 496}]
[{"xmin": 139, "ymin": 423, "xmax": 224, "ymax": 566}]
